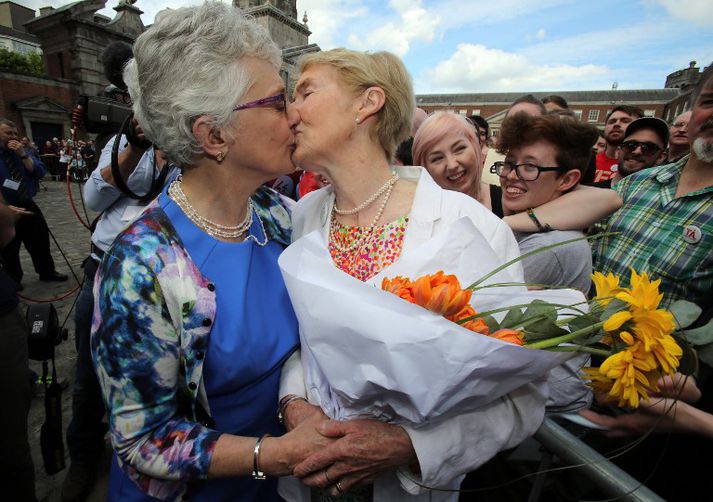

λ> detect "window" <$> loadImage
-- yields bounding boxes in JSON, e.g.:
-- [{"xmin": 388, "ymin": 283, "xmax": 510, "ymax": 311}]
[
  {"xmin": 472, "ymin": 109, "xmax": 481, "ymax": 116},
  {"xmin": 491, "ymin": 129, "xmax": 499, "ymax": 137},
  {"xmin": 573, "ymin": 110, "xmax": 583, "ymax": 120},
  {"xmin": 587, "ymin": 110, "xmax": 600, "ymax": 122},
  {"xmin": 644, "ymin": 110, "xmax": 655, "ymax": 117},
  {"xmin": 459, "ymin": 109, "xmax": 468, "ymax": 115}
]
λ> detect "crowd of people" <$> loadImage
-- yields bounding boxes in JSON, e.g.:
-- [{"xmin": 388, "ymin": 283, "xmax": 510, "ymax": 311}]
[{"xmin": 1, "ymin": 2, "xmax": 711, "ymax": 501}]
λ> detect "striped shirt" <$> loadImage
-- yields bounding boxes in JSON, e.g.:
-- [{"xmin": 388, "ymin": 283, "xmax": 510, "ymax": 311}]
[{"xmin": 592, "ymin": 155, "xmax": 713, "ymax": 310}]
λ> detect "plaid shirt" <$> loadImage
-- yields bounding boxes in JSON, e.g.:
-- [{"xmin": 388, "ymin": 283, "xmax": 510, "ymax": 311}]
[{"xmin": 592, "ymin": 156, "xmax": 713, "ymax": 310}]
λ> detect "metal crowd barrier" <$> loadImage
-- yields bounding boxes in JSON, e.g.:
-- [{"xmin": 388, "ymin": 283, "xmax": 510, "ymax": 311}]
[{"xmin": 532, "ymin": 417, "xmax": 665, "ymax": 502}]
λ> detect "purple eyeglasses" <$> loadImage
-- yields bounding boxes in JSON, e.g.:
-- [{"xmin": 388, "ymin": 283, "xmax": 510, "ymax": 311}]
[{"xmin": 233, "ymin": 93, "xmax": 286, "ymax": 113}]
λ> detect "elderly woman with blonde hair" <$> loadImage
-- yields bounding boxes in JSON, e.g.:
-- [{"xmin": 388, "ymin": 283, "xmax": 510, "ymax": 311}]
[
  {"xmin": 90, "ymin": 3, "xmax": 332, "ymax": 501},
  {"xmin": 278, "ymin": 48, "xmax": 545, "ymax": 501}
]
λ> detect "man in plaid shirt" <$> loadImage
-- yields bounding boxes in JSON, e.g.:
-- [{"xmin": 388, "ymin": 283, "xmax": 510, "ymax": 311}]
[{"xmin": 593, "ymin": 65, "xmax": 713, "ymax": 311}]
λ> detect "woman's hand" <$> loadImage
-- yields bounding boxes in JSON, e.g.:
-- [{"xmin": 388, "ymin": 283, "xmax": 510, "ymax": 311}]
[
  {"xmin": 293, "ymin": 419, "xmax": 417, "ymax": 496},
  {"xmin": 283, "ymin": 399, "xmax": 324, "ymax": 432},
  {"xmin": 656, "ymin": 373, "xmax": 701, "ymax": 403},
  {"xmin": 261, "ymin": 408, "xmax": 333, "ymax": 476},
  {"xmin": 580, "ymin": 374, "xmax": 708, "ymax": 440}
]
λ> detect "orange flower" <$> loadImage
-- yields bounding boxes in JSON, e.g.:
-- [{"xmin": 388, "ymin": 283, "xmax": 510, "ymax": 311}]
[
  {"xmin": 383, "ymin": 271, "xmax": 499, "ymax": 339},
  {"xmin": 382, "ymin": 276, "xmax": 416, "ymax": 303},
  {"xmin": 490, "ymin": 329, "xmax": 525, "ymax": 346},
  {"xmin": 412, "ymin": 271, "xmax": 472, "ymax": 318}
]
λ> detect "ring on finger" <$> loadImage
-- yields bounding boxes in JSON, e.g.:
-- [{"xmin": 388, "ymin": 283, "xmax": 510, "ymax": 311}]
[
  {"xmin": 335, "ymin": 480, "xmax": 344, "ymax": 495},
  {"xmin": 324, "ymin": 470, "xmax": 332, "ymax": 485}
]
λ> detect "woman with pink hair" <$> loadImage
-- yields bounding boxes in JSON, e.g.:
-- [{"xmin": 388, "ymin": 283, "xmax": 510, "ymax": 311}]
[{"xmin": 412, "ymin": 111, "xmax": 621, "ymax": 230}]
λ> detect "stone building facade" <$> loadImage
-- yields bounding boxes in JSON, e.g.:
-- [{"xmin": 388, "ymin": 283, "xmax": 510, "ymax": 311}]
[
  {"xmin": 234, "ymin": 0, "xmax": 319, "ymax": 89},
  {"xmin": 0, "ymin": 0, "xmax": 317, "ymax": 146},
  {"xmin": 0, "ymin": 1, "xmax": 41, "ymax": 55}
]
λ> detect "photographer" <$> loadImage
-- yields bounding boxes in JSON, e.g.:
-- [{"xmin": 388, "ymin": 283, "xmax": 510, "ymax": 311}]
[
  {"xmin": 0, "ymin": 192, "xmax": 37, "ymax": 501},
  {"xmin": 0, "ymin": 118, "xmax": 67, "ymax": 290}
]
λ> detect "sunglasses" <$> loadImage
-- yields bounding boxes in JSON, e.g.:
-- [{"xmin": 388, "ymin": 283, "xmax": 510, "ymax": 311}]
[
  {"xmin": 619, "ymin": 140, "xmax": 662, "ymax": 155},
  {"xmin": 233, "ymin": 93, "xmax": 286, "ymax": 114}
]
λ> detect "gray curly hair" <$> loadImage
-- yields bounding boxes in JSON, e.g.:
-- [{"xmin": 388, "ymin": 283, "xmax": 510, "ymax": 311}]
[{"xmin": 123, "ymin": 2, "xmax": 282, "ymax": 167}]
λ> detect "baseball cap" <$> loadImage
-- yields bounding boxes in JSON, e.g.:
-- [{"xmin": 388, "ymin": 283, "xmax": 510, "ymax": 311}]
[{"xmin": 623, "ymin": 117, "xmax": 670, "ymax": 147}]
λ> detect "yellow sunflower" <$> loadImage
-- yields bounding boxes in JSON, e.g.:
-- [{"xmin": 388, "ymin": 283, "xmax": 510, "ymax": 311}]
[
  {"xmin": 591, "ymin": 271, "xmax": 629, "ymax": 306},
  {"xmin": 600, "ymin": 348, "xmax": 658, "ymax": 408}
]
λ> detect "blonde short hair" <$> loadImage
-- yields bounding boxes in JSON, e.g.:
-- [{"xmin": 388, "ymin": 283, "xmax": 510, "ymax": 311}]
[
  {"xmin": 412, "ymin": 111, "xmax": 481, "ymax": 168},
  {"xmin": 299, "ymin": 48, "xmax": 414, "ymax": 159}
]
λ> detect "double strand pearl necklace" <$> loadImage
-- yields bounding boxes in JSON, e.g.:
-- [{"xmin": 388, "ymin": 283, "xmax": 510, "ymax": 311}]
[
  {"xmin": 333, "ymin": 173, "xmax": 399, "ymax": 215},
  {"xmin": 168, "ymin": 176, "xmax": 254, "ymax": 240},
  {"xmin": 329, "ymin": 175, "xmax": 398, "ymax": 253}
]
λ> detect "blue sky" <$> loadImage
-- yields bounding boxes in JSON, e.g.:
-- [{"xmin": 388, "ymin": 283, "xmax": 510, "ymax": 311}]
[{"xmin": 21, "ymin": 0, "xmax": 713, "ymax": 94}]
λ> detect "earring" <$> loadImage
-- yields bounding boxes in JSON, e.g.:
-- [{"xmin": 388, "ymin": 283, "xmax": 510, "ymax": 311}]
[
  {"xmin": 216, "ymin": 151, "xmax": 225, "ymax": 163},
  {"xmin": 355, "ymin": 117, "xmax": 360, "ymax": 124}
]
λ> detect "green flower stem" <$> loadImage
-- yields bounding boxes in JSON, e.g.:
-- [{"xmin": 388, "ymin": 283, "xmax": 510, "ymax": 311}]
[
  {"xmin": 544, "ymin": 345, "xmax": 612, "ymax": 357},
  {"xmin": 525, "ymin": 321, "xmax": 606, "ymax": 349},
  {"xmin": 466, "ymin": 232, "xmax": 616, "ymax": 290}
]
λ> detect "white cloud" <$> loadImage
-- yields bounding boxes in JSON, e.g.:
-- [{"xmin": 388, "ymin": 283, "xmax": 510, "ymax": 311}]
[
  {"xmin": 298, "ymin": 0, "xmax": 368, "ymax": 49},
  {"xmin": 347, "ymin": 0, "xmax": 441, "ymax": 57},
  {"xmin": 536, "ymin": 28, "xmax": 547, "ymax": 41},
  {"xmin": 422, "ymin": 43, "xmax": 609, "ymax": 92},
  {"xmin": 652, "ymin": 0, "xmax": 713, "ymax": 27}
]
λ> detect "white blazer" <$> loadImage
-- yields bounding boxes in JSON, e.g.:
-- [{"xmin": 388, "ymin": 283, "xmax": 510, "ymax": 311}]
[{"xmin": 279, "ymin": 166, "xmax": 547, "ymax": 502}]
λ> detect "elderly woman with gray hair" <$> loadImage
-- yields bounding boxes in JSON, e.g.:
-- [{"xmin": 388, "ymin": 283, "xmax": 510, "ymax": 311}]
[{"xmin": 90, "ymin": 3, "xmax": 330, "ymax": 501}]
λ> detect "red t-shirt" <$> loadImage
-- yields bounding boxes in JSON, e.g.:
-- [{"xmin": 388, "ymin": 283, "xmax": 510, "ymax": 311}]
[{"xmin": 594, "ymin": 152, "xmax": 618, "ymax": 183}]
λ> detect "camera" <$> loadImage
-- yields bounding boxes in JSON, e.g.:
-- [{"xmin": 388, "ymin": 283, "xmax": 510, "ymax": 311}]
[
  {"xmin": 75, "ymin": 88, "xmax": 132, "ymax": 135},
  {"xmin": 27, "ymin": 303, "xmax": 68, "ymax": 361}
]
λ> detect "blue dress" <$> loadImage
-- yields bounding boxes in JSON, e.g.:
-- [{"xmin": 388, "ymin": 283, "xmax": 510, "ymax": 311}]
[{"xmin": 107, "ymin": 190, "xmax": 299, "ymax": 501}]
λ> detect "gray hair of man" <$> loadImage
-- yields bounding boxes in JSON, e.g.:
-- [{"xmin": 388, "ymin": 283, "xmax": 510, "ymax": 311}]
[{"xmin": 123, "ymin": 2, "xmax": 281, "ymax": 167}]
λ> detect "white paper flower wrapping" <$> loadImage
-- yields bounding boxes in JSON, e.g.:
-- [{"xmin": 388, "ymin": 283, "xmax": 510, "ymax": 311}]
[{"xmin": 278, "ymin": 217, "xmax": 584, "ymax": 426}]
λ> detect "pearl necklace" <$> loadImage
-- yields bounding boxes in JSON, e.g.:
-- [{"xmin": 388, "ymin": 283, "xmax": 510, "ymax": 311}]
[
  {"xmin": 333, "ymin": 173, "xmax": 399, "ymax": 215},
  {"xmin": 168, "ymin": 176, "xmax": 254, "ymax": 240},
  {"xmin": 329, "ymin": 178, "xmax": 397, "ymax": 253}
]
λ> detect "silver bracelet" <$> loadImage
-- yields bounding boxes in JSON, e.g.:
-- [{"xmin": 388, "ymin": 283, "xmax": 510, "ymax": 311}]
[
  {"xmin": 277, "ymin": 394, "xmax": 306, "ymax": 424},
  {"xmin": 252, "ymin": 434, "xmax": 270, "ymax": 480}
]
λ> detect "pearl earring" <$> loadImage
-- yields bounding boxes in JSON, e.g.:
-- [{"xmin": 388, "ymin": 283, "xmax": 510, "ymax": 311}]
[{"xmin": 355, "ymin": 117, "xmax": 360, "ymax": 124}]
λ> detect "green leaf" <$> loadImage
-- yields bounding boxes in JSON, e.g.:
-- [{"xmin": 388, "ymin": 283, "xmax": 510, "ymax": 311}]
[
  {"xmin": 566, "ymin": 313, "xmax": 604, "ymax": 345},
  {"xmin": 669, "ymin": 300, "xmax": 703, "ymax": 329},
  {"xmin": 481, "ymin": 314, "xmax": 500, "ymax": 333},
  {"xmin": 567, "ymin": 313, "xmax": 600, "ymax": 333},
  {"xmin": 500, "ymin": 307, "xmax": 524, "ymax": 329},
  {"xmin": 673, "ymin": 333, "xmax": 698, "ymax": 376},
  {"xmin": 680, "ymin": 317, "xmax": 713, "ymax": 346},
  {"xmin": 695, "ymin": 342, "xmax": 713, "ymax": 370},
  {"xmin": 600, "ymin": 298, "xmax": 627, "ymax": 323}
]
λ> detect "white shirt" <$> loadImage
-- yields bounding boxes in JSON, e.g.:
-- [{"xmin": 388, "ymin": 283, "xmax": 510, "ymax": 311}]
[
  {"xmin": 84, "ymin": 135, "xmax": 179, "ymax": 254},
  {"xmin": 279, "ymin": 166, "xmax": 546, "ymax": 502}
]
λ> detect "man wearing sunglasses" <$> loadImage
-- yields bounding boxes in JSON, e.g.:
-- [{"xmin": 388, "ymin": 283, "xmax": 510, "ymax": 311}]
[
  {"xmin": 610, "ymin": 116, "xmax": 669, "ymax": 186},
  {"xmin": 593, "ymin": 64, "xmax": 713, "ymax": 312}
]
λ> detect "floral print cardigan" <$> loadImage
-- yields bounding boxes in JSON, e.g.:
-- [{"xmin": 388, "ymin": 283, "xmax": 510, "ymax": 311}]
[{"xmin": 91, "ymin": 187, "xmax": 293, "ymax": 500}]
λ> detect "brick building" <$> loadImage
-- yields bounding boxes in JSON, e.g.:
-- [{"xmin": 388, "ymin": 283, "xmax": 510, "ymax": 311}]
[{"xmin": 417, "ymin": 61, "xmax": 707, "ymax": 136}]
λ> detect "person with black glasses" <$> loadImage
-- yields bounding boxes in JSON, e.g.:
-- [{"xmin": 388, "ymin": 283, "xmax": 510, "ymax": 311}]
[
  {"xmin": 495, "ymin": 111, "xmax": 602, "ymax": 419},
  {"xmin": 494, "ymin": 111, "xmax": 600, "ymax": 296},
  {"xmin": 610, "ymin": 116, "xmax": 669, "ymax": 186}
]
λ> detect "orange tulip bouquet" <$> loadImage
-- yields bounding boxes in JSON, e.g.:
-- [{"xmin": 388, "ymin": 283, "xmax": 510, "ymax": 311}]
[{"xmin": 279, "ymin": 218, "xmax": 706, "ymax": 425}]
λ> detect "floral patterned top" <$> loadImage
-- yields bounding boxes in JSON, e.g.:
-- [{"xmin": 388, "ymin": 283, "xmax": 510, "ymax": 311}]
[
  {"xmin": 91, "ymin": 186, "xmax": 292, "ymax": 501},
  {"xmin": 329, "ymin": 215, "xmax": 409, "ymax": 281}
]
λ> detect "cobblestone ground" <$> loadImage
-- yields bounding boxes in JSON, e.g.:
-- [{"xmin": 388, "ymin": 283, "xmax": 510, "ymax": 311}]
[{"xmin": 18, "ymin": 180, "xmax": 110, "ymax": 502}]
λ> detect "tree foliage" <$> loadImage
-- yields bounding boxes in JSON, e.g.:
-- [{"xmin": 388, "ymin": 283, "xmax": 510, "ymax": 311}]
[{"xmin": 0, "ymin": 48, "xmax": 44, "ymax": 76}]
